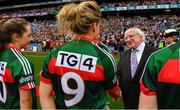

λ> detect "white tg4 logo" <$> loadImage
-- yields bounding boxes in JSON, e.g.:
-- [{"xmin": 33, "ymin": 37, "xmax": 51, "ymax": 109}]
[{"xmin": 56, "ymin": 51, "xmax": 97, "ymax": 73}]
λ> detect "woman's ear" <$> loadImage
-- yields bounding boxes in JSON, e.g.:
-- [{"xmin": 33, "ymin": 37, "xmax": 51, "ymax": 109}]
[
  {"xmin": 93, "ymin": 23, "xmax": 99, "ymax": 32},
  {"xmin": 92, "ymin": 23, "xmax": 100, "ymax": 40},
  {"xmin": 90, "ymin": 23, "xmax": 95, "ymax": 32},
  {"xmin": 11, "ymin": 33, "xmax": 20, "ymax": 43},
  {"xmin": 88, "ymin": 23, "xmax": 95, "ymax": 34}
]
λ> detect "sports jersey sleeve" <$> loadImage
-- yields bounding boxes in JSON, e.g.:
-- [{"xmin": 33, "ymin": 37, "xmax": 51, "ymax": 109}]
[
  {"xmin": 99, "ymin": 42, "xmax": 109, "ymax": 52},
  {"xmin": 40, "ymin": 49, "xmax": 57, "ymax": 84},
  {"xmin": 14, "ymin": 59, "xmax": 36, "ymax": 90},
  {"xmin": 140, "ymin": 55, "xmax": 157, "ymax": 95},
  {"xmin": 101, "ymin": 50, "xmax": 119, "ymax": 94}
]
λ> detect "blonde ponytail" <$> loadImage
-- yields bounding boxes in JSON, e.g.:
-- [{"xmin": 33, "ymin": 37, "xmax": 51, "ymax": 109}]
[{"xmin": 57, "ymin": 1, "xmax": 101, "ymax": 36}]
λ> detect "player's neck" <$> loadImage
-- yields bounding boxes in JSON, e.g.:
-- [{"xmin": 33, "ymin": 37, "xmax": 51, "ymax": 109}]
[{"xmin": 7, "ymin": 43, "xmax": 21, "ymax": 50}]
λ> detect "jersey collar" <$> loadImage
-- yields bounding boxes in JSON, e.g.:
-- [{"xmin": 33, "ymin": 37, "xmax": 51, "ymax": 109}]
[
  {"xmin": 6, "ymin": 45, "xmax": 21, "ymax": 51},
  {"xmin": 74, "ymin": 36, "xmax": 99, "ymax": 44}
]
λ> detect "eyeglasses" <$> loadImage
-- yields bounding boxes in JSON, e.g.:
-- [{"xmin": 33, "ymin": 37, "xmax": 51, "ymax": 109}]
[{"xmin": 124, "ymin": 33, "xmax": 139, "ymax": 40}]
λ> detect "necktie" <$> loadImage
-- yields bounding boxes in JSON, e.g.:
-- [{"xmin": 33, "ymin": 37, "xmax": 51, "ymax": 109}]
[{"xmin": 130, "ymin": 49, "xmax": 138, "ymax": 78}]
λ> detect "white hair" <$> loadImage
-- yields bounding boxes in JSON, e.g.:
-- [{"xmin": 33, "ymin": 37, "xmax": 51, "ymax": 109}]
[
  {"xmin": 125, "ymin": 27, "xmax": 146, "ymax": 41},
  {"xmin": 134, "ymin": 27, "xmax": 146, "ymax": 41}
]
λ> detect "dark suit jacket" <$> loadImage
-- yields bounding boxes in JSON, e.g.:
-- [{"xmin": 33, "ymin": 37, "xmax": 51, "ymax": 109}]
[{"xmin": 117, "ymin": 44, "xmax": 157, "ymax": 109}]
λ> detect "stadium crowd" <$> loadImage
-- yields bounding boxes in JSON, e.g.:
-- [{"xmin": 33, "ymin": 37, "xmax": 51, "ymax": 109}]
[
  {"xmin": 1, "ymin": 0, "xmax": 179, "ymax": 52},
  {"xmin": 0, "ymin": 0, "xmax": 180, "ymax": 109},
  {"xmin": 100, "ymin": 0, "xmax": 180, "ymax": 7},
  {"xmin": 28, "ymin": 15, "xmax": 179, "ymax": 52},
  {"xmin": 0, "ymin": 0, "xmax": 179, "ymax": 19},
  {"xmin": 0, "ymin": 7, "xmax": 56, "ymax": 19}
]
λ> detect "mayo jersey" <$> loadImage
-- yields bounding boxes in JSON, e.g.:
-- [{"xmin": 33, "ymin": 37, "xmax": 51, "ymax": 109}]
[
  {"xmin": 0, "ymin": 46, "xmax": 36, "ymax": 109},
  {"xmin": 141, "ymin": 42, "xmax": 180, "ymax": 108},
  {"xmin": 41, "ymin": 37, "xmax": 119, "ymax": 109}
]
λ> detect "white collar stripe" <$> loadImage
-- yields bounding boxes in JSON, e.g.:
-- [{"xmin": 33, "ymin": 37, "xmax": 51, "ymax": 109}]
[
  {"xmin": 18, "ymin": 52, "xmax": 32, "ymax": 73},
  {"xmin": 11, "ymin": 49, "xmax": 32, "ymax": 75},
  {"xmin": 92, "ymin": 42, "xmax": 117, "ymax": 72}
]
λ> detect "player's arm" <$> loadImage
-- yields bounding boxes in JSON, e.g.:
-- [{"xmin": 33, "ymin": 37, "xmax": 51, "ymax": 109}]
[
  {"xmin": 139, "ymin": 92, "xmax": 157, "ymax": 109},
  {"xmin": 39, "ymin": 82, "xmax": 55, "ymax": 109},
  {"xmin": 102, "ymin": 54, "xmax": 121, "ymax": 101},
  {"xmin": 139, "ymin": 54, "xmax": 158, "ymax": 109},
  {"xmin": 101, "ymin": 51, "xmax": 121, "ymax": 101},
  {"xmin": 39, "ymin": 50, "xmax": 56, "ymax": 109},
  {"xmin": 19, "ymin": 89, "xmax": 32, "ymax": 109},
  {"xmin": 15, "ymin": 57, "xmax": 36, "ymax": 109},
  {"xmin": 108, "ymin": 86, "xmax": 121, "ymax": 101}
]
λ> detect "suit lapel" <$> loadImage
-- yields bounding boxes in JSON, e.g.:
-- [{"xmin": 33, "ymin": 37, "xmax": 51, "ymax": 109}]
[
  {"xmin": 121, "ymin": 49, "xmax": 132, "ymax": 80},
  {"xmin": 133, "ymin": 44, "xmax": 150, "ymax": 80}
]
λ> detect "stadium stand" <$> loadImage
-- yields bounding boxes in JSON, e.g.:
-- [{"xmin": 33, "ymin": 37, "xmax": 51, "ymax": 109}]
[{"xmin": 0, "ymin": 0, "xmax": 179, "ymax": 52}]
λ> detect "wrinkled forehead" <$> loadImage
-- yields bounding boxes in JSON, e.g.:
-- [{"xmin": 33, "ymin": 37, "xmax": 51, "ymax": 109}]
[{"xmin": 125, "ymin": 29, "xmax": 137, "ymax": 35}]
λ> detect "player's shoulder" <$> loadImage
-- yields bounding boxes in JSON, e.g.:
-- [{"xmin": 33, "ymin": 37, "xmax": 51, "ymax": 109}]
[
  {"xmin": 148, "ymin": 44, "xmax": 175, "ymax": 62},
  {"xmin": 91, "ymin": 42, "xmax": 109, "ymax": 58},
  {"xmin": 10, "ymin": 49, "xmax": 29, "ymax": 63}
]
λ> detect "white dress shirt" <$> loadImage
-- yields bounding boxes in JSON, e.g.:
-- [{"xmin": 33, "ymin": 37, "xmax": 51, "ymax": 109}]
[{"xmin": 133, "ymin": 42, "xmax": 145, "ymax": 64}]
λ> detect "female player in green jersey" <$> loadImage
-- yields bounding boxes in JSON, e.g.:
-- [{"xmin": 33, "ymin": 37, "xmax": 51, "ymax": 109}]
[
  {"xmin": 139, "ymin": 29, "xmax": 180, "ymax": 109},
  {"xmin": 39, "ymin": 1, "xmax": 121, "ymax": 109},
  {"xmin": 0, "ymin": 18, "xmax": 36, "ymax": 109}
]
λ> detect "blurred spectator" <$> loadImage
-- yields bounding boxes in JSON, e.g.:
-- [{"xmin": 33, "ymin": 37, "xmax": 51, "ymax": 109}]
[
  {"xmin": 100, "ymin": 0, "xmax": 180, "ymax": 7},
  {"xmin": 1, "ymin": 14, "xmax": 178, "ymax": 52},
  {"xmin": 27, "ymin": 14, "xmax": 179, "ymax": 52}
]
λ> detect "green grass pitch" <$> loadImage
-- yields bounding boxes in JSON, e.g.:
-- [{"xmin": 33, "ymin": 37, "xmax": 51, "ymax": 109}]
[{"xmin": 24, "ymin": 52, "xmax": 124, "ymax": 109}]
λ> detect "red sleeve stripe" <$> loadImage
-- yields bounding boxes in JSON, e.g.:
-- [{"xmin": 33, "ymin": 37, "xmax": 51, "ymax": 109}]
[
  {"xmin": 40, "ymin": 75, "xmax": 52, "ymax": 84},
  {"xmin": 20, "ymin": 85, "xmax": 30, "ymax": 90},
  {"xmin": 140, "ymin": 80, "xmax": 156, "ymax": 95},
  {"xmin": 48, "ymin": 58, "xmax": 56, "ymax": 74},
  {"xmin": 36, "ymin": 86, "xmax": 39, "ymax": 96},
  {"xmin": 20, "ymin": 82, "xmax": 35, "ymax": 90},
  {"xmin": 107, "ymin": 85, "xmax": 119, "ymax": 94}
]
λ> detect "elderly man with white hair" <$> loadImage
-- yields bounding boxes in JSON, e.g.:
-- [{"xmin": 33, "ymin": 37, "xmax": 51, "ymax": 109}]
[{"xmin": 116, "ymin": 27, "xmax": 157, "ymax": 109}]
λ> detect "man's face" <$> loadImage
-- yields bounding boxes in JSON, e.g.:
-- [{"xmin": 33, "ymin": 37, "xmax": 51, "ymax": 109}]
[
  {"xmin": 124, "ymin": 29, "xmax": 143, "ymax": 49},
  {"xmin": 164, "ymin": 36, "xmax": 175, "ymax": 45}
]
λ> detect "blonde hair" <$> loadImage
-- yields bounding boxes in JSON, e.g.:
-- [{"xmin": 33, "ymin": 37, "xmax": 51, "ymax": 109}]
[
  {"xmin": 56, "ymin": 3, "xmax": 76, "ymax": 36},
  {"xmin": 57, "ymin": 1, "xmax": 101, "ymax": 36}
]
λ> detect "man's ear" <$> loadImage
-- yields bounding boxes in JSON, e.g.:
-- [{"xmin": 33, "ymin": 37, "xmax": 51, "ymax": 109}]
[{"xmin": 11, "ymin": 33, "xmax": 20, "ymax": 42}]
